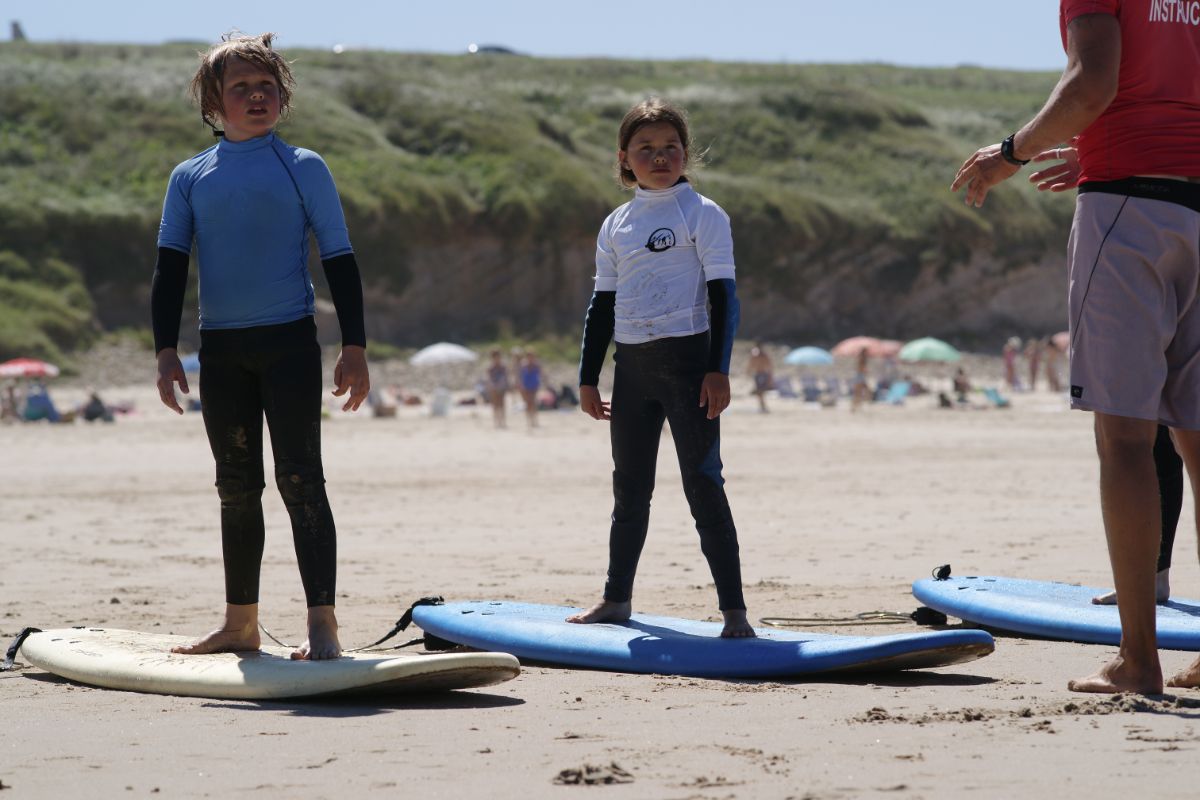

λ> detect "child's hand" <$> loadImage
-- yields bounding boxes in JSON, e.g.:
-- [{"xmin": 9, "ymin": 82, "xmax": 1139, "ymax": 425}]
[
  {"xmin": 1028, "ymin": 146, "xmax": 1081, "ymax": 192},
  {"xmin": 332, "ymin": 345, "xmax": 370, "ymax": 412},
  {"xmin": 579, "ymin": 385, "xmax": 610, "ymax": 421},
  {"xmin": 699, "ymin": 372, "xmax": 730, "ymax": 419},
  {"xmin": 155, "ymin": 348, "xmax": 189, "ymax": 415}
]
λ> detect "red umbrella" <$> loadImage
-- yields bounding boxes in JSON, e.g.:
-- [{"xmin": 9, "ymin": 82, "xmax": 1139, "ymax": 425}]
[
  {"xmin": 0, "ymin": 358, "xmax": 60, "ymax": 378},
  {"xmin": 831, "ymin": 337, "xmax": 903, "ymax": 358}
]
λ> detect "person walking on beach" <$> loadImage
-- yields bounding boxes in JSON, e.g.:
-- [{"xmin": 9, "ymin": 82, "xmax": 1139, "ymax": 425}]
[
  {"xmin": 569, "ymin": 98, "xmax": 754, "ymax": 638},
  {"xmin": 952, "ymin": 2, "xmax": 1200, "ymax": 694},
  {"xmin": 152, "ymin": 33, "xmax": 369, "ymax": 660},
  {"xmin": 747, "ymin": 342, "xmax": 773, "ymax": 413},
  {"xmin": 485, "ymin": 349, "xmax": 510, "ymax": 428},
  {"xmin": 518, "ymin": 350, "xmax": 542, "ymax": 428}
]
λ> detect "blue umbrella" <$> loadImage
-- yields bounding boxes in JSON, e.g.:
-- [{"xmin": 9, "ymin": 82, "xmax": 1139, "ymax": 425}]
[
  {"xmin": 180, "ymin": 353, "xmax": 201, "ymax": 373},
  {"xmin": 784, "ymin": 346, "xmax": 834, "ymax": 366},
  {"xmin": 899, "ymin": 337, "xmax": 961, "ymax": 363}
]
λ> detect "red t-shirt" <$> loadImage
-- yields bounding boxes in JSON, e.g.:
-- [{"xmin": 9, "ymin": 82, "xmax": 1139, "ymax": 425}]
[{"xmin": 1060, "ymin": 0, "xmax": 1200, "ymax": 181}]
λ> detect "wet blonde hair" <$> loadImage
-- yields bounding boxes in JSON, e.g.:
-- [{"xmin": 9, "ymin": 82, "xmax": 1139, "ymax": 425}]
[
  {"xmin": 190, "ymin": 32, "xmax": 295, "ymax": 132},
  {"xmin": 616, "ymin": 97, "xmax": 695, "ymax": 189}
]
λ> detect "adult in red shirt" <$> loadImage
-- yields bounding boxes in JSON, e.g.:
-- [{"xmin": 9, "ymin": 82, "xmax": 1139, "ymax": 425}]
[{"xmin": 952, "ymin": 1, "xmax": 1200, "ymax": 695}]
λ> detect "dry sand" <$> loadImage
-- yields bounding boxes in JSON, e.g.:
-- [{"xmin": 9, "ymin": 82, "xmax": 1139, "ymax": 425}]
[{"xmin": 3, "ymin": 368, "xmax": 1200, "ymax": 799}]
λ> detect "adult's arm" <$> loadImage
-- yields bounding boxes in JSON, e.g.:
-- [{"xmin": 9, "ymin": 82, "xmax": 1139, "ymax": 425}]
[{"xmin": 951, "ymin": 14, "xmax": 1120, "ymax": 207}]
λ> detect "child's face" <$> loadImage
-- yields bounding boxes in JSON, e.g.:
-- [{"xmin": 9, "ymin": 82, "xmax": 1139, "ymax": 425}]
[
  {"xmin": 219, "ymin": 57, "xmax": 281, "ymax": 142},
  {"xmin": 620, "ymin": 121, "xmax": 686, "ymax": 190}
]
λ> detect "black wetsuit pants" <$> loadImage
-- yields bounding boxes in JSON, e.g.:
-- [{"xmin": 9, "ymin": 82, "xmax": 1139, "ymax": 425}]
[
  {"xmin": 603, "ymin": 333, "xmax": 745, "ymax": 611},
  {"xmin": 1155, "ymin": 423, "xmax": 1184, "ymax": 573},
  {"xmin": 199, "ymin": 317, "xmax": 336, "ymax": 607}
]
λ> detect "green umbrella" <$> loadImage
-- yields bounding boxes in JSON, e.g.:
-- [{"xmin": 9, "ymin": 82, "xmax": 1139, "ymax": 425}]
[{"xmin": 899, "ymin": 337, "xmax": 961, "ymax": 362}]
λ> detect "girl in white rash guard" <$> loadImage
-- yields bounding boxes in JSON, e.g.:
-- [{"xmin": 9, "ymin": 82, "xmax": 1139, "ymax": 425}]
[{"xmin": 568, "ymin": 98, "xmax": 753, "ymax": 638}]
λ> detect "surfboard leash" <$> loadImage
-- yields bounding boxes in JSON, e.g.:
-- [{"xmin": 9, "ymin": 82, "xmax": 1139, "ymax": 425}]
[
  {"xmin": 1, "ymin": 627, "xmax": 42, "ymax": 671},
  {"xmin": 346, "ymin": 596, "xmax": 446, "ymax": 653}
]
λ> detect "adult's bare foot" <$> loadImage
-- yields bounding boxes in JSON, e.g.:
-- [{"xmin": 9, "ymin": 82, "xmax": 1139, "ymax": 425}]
[
  {"xmin": 292, "ymin": 605, "xmax": 342, "ymax": 660},
  {"xmin": 1068, "ymin": 656, "xmax": 1162, "ymax": 694},
  {"xmin": 171, "ymin": 604, "xmax": 261, "ymax": 655},
  {"xmin": 566, "ymin": 600, "xmax": 632, "ymax": 624},
  {"xmin": 720, "ymin": 609, "xmax": 756, "ymax": 638},
  {"xmin": 1091, "ymin": 569, "xmax": 1171, "ymax": 606},
  {"xmin": 1166, "ymin": 655, "xmax": 1200, "ymax": 689}
]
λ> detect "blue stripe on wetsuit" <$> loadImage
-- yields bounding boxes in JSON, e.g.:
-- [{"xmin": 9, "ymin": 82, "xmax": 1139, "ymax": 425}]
[{"xmin": 706, "ymin": 278, "xmax": 739, "ymax": 375}]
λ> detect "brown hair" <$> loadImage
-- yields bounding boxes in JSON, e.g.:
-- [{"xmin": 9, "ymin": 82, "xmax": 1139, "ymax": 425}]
[
  {"xmin": 190, "ymin": 32, "xmax": 295, "ymax": 132},
  {"xmin": 616, "ymin": 97, "xmax": 695, "ymax": 189}
]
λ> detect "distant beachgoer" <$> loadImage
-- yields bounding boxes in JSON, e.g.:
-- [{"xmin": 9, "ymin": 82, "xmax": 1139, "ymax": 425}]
[
  {"xmin": 1, "ymin": 383, "xmax": 19, "ymax": 423},
  {"xmin": 518, "ymin": 350, "xmax": 542, "ymax": 428},
  {"xmin": 22, "ymin": 381, "xmax": 60, "ymax": 423},
  {"xmin": 1025, "ymin": 338, "xmax": 1043, "ymax": 391},
  {"xmin": 953, "ymin": 367, "xmax": 972, "ymax": 402},
  {"xmin": 747, "ymin": 342, "xmax": 773, "ymax": 413},
  {"xmin": 1002, "ymin": 337, "xmax": 1021, "ymax": 392},
  {"xmin": 953, "ymin": 2, "xmax": 1200, "ymax": 694},
  {"xmin": 570, "ymin": 97, "xmax": 753, "ymax": 638},
  {"xmin": 1044, "ymin": 339, "xmax": 1063, "ymax": 393},
  {"xmin": 851, "ymin": 347, "xmax": 870, "ymax": 412},
  {"xmin": 485, "ymin": 349, "xmax": 509, "ymax": 428},
  {"xmin": 81, "ymin": 389, "xmax": 113, "ymax": 423},
  {"xmin": 152, "ymin": 32, "xmax": 369, "ymax": 661}
]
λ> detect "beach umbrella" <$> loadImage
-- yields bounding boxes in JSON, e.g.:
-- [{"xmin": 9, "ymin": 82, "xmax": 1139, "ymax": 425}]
[
  {"xmin": 831, "ymin": 337, "xmax": 903, "ymax": 358},
  {"xmin": 0, "ymin": 357, "xmax": 60, "ymax": 378},
  {"xmin": 899, "ymin": 337, "xmax": 961, "ymax": 362},
  {"xmin": 1051, "ymin": 331, "xmax": 1070, "ymax": 352},
  {"xmin": 180, "ymin": 353, "xmax": 201, "ymax": 373},
  {"xmin": 783, "ymin": 346, "xmax": 834, "ymax": 366},
  {"xmin": 410, "ymin": 342, "xmax": 478, "ymax": 367}
]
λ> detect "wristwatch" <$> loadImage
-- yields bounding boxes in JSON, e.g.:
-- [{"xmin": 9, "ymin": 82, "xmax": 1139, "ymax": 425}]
[{"xmin": 1000, "ymin": 134, "xmax": 1030, "ymax": 166}]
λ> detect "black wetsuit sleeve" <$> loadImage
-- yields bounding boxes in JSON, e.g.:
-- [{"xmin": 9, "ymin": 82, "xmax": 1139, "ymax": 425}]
[
  {"xmin": 150, "ymin": 246, "xmax": 190, "ymax": 354},
  {"xmin": 706, "ymin": 278, "xmax": 740, "ymax": 374},
  {"xmin": 578, "ymin": 291, "xmax": 615, "ymax": 386},
  {"xmin": 320, "ymin": 253, "xmax": 367, "ymax": 349}
]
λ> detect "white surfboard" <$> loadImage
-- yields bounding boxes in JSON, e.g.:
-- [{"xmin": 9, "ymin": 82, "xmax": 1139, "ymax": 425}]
[{"xmin": 16, "ymin": 628, "xmax": 520, "ymax": 699}]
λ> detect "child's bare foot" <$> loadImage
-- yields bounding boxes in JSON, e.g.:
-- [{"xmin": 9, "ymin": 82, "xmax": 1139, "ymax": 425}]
[
  {"xmin": 721, "ymin": 609, "xmax": 756, "ymax": 638},
  {"xmin": 292, "ymin": 605, "xmax": 342, "ymax": 660},
  {"xmin": 1167, "ymin": 654, "xmax": 1200, "ymax": 689},
  {"xmin": 566, "ymin": 600, "xmax": 632, "ymax": 624},
  {"xmin": 171, "ymin": 603, "xmax": 261, "ymax": 655},
  {"xmin": 1092, "ymin": 569, "xmax": 1171, "ymax": 606},
  {"xmin": 1067, "ymin": 655, "xmax": 1162, "ymax": 694}
]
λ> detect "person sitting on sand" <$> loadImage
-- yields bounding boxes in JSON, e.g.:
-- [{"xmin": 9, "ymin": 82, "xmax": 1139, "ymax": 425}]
[{"xmin": 569, "ymin": 97, "xmax": 753, "ymax": 638}]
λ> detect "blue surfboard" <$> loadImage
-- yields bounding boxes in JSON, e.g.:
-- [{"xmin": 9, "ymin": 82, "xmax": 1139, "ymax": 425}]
[
  {"xmin": 912, "ymin": 575, "xmax": 1200, "ymax": 650},
  {"xmin": 412, "ymin": 601, "xmax": 994, "ymax": 678}
]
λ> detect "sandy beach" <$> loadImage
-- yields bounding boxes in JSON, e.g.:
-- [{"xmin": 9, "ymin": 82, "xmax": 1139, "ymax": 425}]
[{"xmin": 4, "ymin": 362, "xmax": 1199, "ymax": 799}]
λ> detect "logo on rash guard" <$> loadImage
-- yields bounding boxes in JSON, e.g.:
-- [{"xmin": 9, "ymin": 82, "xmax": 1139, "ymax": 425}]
[{"xmin": 646, "ymin": 228, "xmax": 675, "ymax": 253}]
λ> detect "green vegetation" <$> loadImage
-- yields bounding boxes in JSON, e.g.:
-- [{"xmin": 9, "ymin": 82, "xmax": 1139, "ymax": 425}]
[{"xmin": 0, "ymin": 41, "xmax": 1070, "ymax": 360}]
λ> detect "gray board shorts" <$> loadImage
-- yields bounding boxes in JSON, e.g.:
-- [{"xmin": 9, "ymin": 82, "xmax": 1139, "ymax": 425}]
[{"xmin": 1067, "ymin": 177, "xmax": 1200, "ymax": 428}]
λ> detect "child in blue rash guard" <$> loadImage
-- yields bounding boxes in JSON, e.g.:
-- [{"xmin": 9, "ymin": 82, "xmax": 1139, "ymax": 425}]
[
  {"xmin": 568, "ymin": 98, "xmax": 753, "ymax": 638},
  {"xmin": 151, "ymin": 33, "xmax": 370, "ymax": 660}
]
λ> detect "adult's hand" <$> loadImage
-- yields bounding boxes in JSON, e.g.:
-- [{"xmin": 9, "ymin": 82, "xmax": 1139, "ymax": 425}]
[
  {"xmin": 1029, "ymin": 146, "xmax": 1081, "ymax": 192},
  {"xmin": 699, "ymin": 372, "xmax": 730, "ymax": 419},
  {"xmin": 156, "ymin": 348, "xmax": 188, "ymax": 415},
  {"xmin": 579, "ymin": 385, "xmax": 610, "ymax": 421},
  {"xmin": 332, "ymin": 345, "xmax": 370, "ymax": 412},
  {"xmin": 951, "ymin": 143, "xmax": 1022, "ymax": 208}
]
